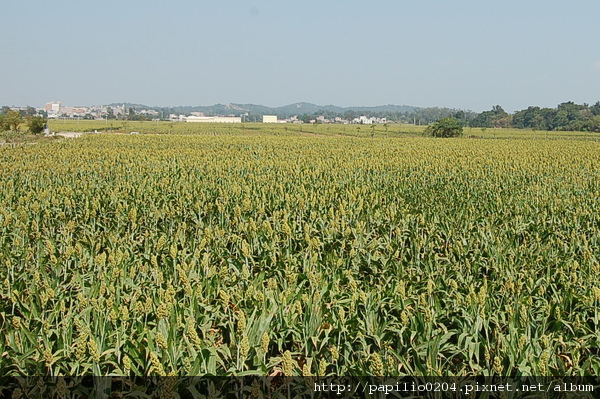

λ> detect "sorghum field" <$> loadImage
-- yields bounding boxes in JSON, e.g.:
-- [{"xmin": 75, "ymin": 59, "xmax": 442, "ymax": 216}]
[{"xmin": 1, "ymin": 132, "xmax": 599, "ymax": 378}]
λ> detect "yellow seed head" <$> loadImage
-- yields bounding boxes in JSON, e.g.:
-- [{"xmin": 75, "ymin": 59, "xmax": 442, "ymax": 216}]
[
  {"xmin": 74, "ymin": 338, "xmax": 87, "ymax": 362},
  {"xmin": 267, "ymin": 278, "xmax": 278, "ymax": 290},
  {"xmin": 427, "ymin": 279, "xmax": 434, "ymax": 295},
  {"xmin": 239, "ymin": 335, "xmax": 250, "ymax": 360},
  {"xmin": 128, "ymin": 207, "xmax": 137, "ymax": 222},
  {"xmin": 450, "ymin": 279, "xmax": 458, "ymax": 291},
  {"xmin": 108, "ymin": 307, "xmax": 118, "ymax": 322},
  {"xmin": 207, "ymin": 382, "xmax": 220, "ymax": 399},
  {"xmin": 592, "ymin": 287, "xmax": 600, "ymax": 302},
  {"xmin": 183, "ymin": 357, "xmax": 192, "ymax": 374},
  {"xmin": 250, "ymin": 380, "xmax": 261, "ymax": 399},
  {"xmin": 518, "ymin": 335, "xmax": 526, "ymax": 351},
  {"xmin": 282, "ymin": 222, "xmax": 292, "ymax": 237},
  {"xmin": 241, "ymin": 240, "xmax": 250, "ymax": 258},
  {"xmin": 156, "ymin": 303, "xmax": 169, "ymax": 319},
  {"xmin": 150, "ymin": 352, "xmax": 165, "ymax": 375},
  {"xmin": 538, "ymin": 351, "xmax": 549, "ymax": 375},
  {"xmin": 302, "ymin": 362, "xmax": 314, "ymax": 385},
  {"xmin": 120, "ymin": 305, "xmax": 130, "ymax": 322},
  {"xmin": 330, "ymin": 345, "xmax": 339, "ymax": 363},
  {"xmin": 282, "ymin": 350, "xmax": 294, "ymax": 376},
  {"xmin": 260, "ymin": 332, "xmax": 269, "ymax": 353},
  {"xmin": 401, "ymin": 310, "xmax": 410, "ymax": 325},
  {"xmin": 88, "ymin": 339, "xmax": 100, "ymax": 363},
  {"xmin": 187, "ymin": 323, "xmax": 202, "ymax": 350},
  {"xmin": 219, "ymin": 289, "xmax": 230, "ymax": 306},
  {"xmin": 318, "ymin": 358, "xmax": 328, "ymax": 376},
  {"xmin": 156, "ymin": 332, "xmax": 168, "ymax": 350},
  {"xmin": 370, "ymin": 353, "xmax": 384, "ymax": 376},
  {"xmin": 123, "ymin": 355, "xmax": 132, "ymax": 374},
  {"xmin": 43, "ymin": 348, "xmax": 54, "ymax": 367},
  {"xmin": 348, "ymin": 277, "xmax": 358, "ymax": 292},
  {"xmin": 294, "ymin": 300, "xmax": 303, "ymax": 316},
  {"xmin": 493, "ymin": 356, "xmax": 503, "ymax": 375},
  {"xmin": 237, "ymin": 311, "xmax": 247, "ymax": 333},
  {"xmin": 12, "ymin": 316, "xmax": 22, "ymax": 329},
  {"xmin": 302, "ymin": 361, "xmax": 313, "ymax": 377},
  {"xmin": 573, "ymin": 349, "xmax": 581, "ymax": 368},
  {"xmin": 157, "ymin": 236, "xmax": 166, "ymax": 252},
  {"xmin": 95, "ymin": 251, "xmax": 106, "ymax": 267},
  {"xmin": 56, "ymin": 377, "xmax": 66, "ymax": 397},
  {"xmin": 44, "ymin": 239, "xmax": 55, "ymax": 256}
]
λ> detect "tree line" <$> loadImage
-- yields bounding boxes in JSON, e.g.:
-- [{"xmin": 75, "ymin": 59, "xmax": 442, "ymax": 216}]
[
  {"xmin": 294, "ymin": 101, "xmax": 600, "ymax": 132},
  {"xmin": 407, "ymin": 101, "xmax": 600, "ymax": 132},
  {"xmin": 465, "ymin": 101, "xmax": 600, "ymax": 132}
]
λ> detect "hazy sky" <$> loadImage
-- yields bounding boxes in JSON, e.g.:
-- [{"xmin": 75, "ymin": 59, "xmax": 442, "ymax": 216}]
[{"xmin": 2, "ymin": 0, "xmax": 599, "ymax": 112}]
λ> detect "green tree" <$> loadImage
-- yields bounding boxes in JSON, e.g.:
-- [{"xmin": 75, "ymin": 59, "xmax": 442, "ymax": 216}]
[
  {"xmin": 299, "ymin": 114, "xmax": 312, "ymax": 124},
  {"xmin": 588, "ymin": 116, "xmax": 600, "ymax": 132},
  {"xmin": 513, "ymin": 106, "xmax": 551, "ymax": 130},
  {"xmin": 26, "ymin": 116, "xmax": 47, "ymax": 135},
  {"xmin": 427, "ymin": 117, "xmax": 463, "ymax": 138},
  {"xmin": 20, "ymin": 106, "xmax": 37, "ymax": 117},
  {"xmin": 469, "ymin": 105, "xmax": 508, "ymax": 128},
  {"xmin": 0, "ymin": 110, "xmax": 24, "ymax": 132}
]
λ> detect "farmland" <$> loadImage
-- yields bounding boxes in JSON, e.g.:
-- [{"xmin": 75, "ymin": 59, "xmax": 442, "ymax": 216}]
[
  {"xmin": 47, "ymin": 119, "xmax": 600, "ymax": 140},
  {"xmin": 1, "ymin": 130, "xmax": 599, "ymax": 379}
]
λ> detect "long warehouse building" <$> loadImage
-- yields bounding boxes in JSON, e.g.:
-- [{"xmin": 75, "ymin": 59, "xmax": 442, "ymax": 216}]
[{"xmin": 186, "ymin": 116, "xmax": 242, "ymax": 123}]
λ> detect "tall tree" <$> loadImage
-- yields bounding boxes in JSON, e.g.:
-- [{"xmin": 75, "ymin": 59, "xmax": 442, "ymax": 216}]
[{"xmin": 0, "ymin": 110, "xmax": 23, "ymax": 132}]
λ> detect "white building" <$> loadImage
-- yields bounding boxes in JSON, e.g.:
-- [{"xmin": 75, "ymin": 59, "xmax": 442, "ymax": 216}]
[
  {"xmin": 262, "ymin": 115, "xmax": 278, "ymax": 123},
  {"xmin": 45, "ymin": 101, "xmax": 61, "ymax": 117},
  {"xmin": 186, "ymin": 116, "xmax": 242, "ymax": 123},
  {"xmin": 353, "ymin": 116, "xmax": 374, "ymax": 124},
  {"xmin": 45, "ymin": 102, "xmax": 61, "ymax": 113}
]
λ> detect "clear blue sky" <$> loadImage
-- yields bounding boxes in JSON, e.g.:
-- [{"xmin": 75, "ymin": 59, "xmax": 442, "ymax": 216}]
[{"xmin": 1, "ymin": 0, "xmax": 599, "ymax": 112}]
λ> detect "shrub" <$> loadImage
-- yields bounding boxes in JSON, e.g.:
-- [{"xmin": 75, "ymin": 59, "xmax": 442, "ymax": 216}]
[{"xmin": 427, "ymin": 117, "xmax": 463, "ymax": 138}]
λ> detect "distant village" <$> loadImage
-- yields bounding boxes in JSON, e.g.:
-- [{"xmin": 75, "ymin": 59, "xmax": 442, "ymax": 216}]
[{"xmin": 24, "ymin": 102, "xmax": 388, "ymax": 125}]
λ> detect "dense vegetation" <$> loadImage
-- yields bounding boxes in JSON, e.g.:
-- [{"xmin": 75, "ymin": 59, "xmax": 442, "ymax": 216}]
[
  {"xmin": 0, "ymin": 107, "xmax": 47, "ymax": 134},
  {"xmin": 467, "ymin": 102, "xmax": 600, "ymax": 132},
  {"xmin": 1, "ymin": 133, "xmax": 598, "ymax": 380},
  {"xmin": 425, "ymin": 117, "xmax": 463, "ymax": 138}
]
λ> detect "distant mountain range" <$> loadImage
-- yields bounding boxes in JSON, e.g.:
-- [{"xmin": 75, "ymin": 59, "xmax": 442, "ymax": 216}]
[{"xmin": 109, "ymin": 102, "xmax": 418, "ymax": 118}]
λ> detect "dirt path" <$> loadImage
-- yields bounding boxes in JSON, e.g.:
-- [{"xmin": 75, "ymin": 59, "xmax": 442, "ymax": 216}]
[{"xmin": 56, "ymin": 132, "xmax": 83, "ymax": 138}]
